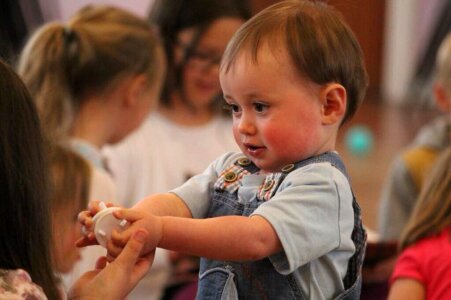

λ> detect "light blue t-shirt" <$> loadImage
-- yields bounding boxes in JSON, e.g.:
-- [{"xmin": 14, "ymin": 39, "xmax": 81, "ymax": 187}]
[{"xmin": 171, "ymin": 152, "xmax": 355, "ymax": 299}]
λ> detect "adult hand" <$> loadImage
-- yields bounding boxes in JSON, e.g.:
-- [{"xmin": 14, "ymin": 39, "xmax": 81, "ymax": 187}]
[{"xmin": 68, "ymin": 229, "xmax": 154, "ymax": 300}]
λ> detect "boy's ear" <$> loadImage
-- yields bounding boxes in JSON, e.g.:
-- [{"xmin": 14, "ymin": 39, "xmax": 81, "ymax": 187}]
[
  {"xmin": 124, "ymin": 74, "xmax": 148, "ymax": 108},
  {"xmin": 320, "ymin": 83, "xmax": 346, "ymax": 125}
]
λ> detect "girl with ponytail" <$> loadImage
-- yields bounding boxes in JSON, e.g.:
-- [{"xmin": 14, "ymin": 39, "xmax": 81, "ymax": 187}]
[{"xmin": 17, "ymin": 5, "xmax": 165, "ymax": 294}]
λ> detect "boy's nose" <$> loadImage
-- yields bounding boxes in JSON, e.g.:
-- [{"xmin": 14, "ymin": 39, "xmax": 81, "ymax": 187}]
[{"xmin": 237, "ymin": 114, "xmax": 256, "ymax": 135}]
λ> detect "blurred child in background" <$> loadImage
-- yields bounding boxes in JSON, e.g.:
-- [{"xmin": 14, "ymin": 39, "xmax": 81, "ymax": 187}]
[
  {"xmin": 48, "ymin": 144, "xmax": 91, "ymax": 276},
  {"xmin": 17, "ymin": 4, "xmax": 165, "ymax": 294},
  {"xmin": 0, "ymin": 58, "xmax": 152, "ymax": 300},
  {"xmin": 365, "ymin": 32, "xmax": 451, "ymax": 293},
  {"xmin": 103, "ymin": 0, "xmax": 250, "ymax": 298},
  {"xmin": 378, "ymin": 33, "xmax": 451, "ymax": 242},
  {"xmin": 104, "ymin": 0, "xmax": 249, "ymax": 205},
  {"xmin": 388, "ymin": 147, "xmax": 450, "ymax": 300}
]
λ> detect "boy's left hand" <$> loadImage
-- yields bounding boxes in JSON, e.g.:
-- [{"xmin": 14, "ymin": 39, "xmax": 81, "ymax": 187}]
[{"xmin": 106, "ymin": 209, "xmax": 163, "ymax": 261}]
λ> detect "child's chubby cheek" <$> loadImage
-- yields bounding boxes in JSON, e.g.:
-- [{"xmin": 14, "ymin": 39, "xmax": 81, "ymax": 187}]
[{"xmin": 264, "ymin": 126, "xmax": 322, "ymax": 162}]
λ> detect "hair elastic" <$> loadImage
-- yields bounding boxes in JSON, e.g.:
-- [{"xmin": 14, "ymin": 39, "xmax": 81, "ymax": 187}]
[{"xmin": 63, "ymin": 25, "xmax": 77, "ymax": 45}]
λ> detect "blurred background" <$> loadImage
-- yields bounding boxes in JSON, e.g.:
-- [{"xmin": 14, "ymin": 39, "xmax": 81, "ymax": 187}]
[{"xmin": 1, "ymin": 0, "xmax": 449, "ymax": 230}]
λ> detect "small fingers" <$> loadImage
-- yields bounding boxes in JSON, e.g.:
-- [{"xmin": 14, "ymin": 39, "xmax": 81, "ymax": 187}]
[
  {"xmin": 106, "ymin": 232, "xmax": 126, "ymax": 258},
  {"xmin": 75, "ymin": 233, "xmax": 98, "ymax": 247},
  {"xmin": 113, "ymin": 209, "xmax": 146, "ymax": 223},
  {"xmin": 106, "ymin": 253, "xmax": 116, "ymax": 263},
  {"xmin": 87, "ymin": 200, "xmax": 102, "ymax": 212},
  {"xmin": 78, "ymin": 211, "xmax": 94, "ymax": 228},
  {"xmin": 89, "ymin": 200, "xmax": 115, "ymax": 211},
  {"xmin": 95, "ymin": 256, "xmax": 108, "ymax": 270},
  {"xmin": 111, "ymin": 228, "xmax": 130, "ymax": 247},
  {"xmin": 104, "ymin": 201, "xmax": 115, "ymax": 208},
  {"xmin": 81, "ymin": 225, "xmax": 96, "ymax": 239}
]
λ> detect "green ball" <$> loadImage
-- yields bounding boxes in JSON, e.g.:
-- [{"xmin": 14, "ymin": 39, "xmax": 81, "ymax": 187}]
[{"xmin": 345, "ymin": 125, "xmax": 374, "ymax": 156}]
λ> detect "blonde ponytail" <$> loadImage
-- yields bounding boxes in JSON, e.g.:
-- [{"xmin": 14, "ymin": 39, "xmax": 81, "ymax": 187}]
[
  {"xmin": 18, "ymin": 23, "xmax": 75, "ymax": 140},
  {"xmin": 18, "ymin": 5, "xmax": 162, "ymax": 141},
  {"xmin": 398, "ymin": 147, "xmax": 451, "ymax": 251}
]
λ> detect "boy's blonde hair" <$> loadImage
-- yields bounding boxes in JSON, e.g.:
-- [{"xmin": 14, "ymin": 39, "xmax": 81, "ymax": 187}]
[
  {"xmin": 399, "ymin": 147, "xmax": 451, "ymax": 251},
  {"xmin": 221, "ymin": 0, "xmax": 368, "ymax": 124},
  {"xmin": 435, "ymin": 33, "xmax": 451, "ymax": 93},
  {"xmin": 18, "ymin": 5, "xmax": 163, "ymax": 140}
]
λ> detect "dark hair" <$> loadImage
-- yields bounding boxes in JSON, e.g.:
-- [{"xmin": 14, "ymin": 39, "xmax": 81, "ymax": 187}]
[
  {"xmin": 0, "ymin": 59, "xmax": 60, "ymax": 299},
  {"xmin": 222, "ymin": 0, "xmax": 369, "ymax": 124},
  {"xmin": 150, "ymin": 0, "xmax": 251, "ymax": 106}
]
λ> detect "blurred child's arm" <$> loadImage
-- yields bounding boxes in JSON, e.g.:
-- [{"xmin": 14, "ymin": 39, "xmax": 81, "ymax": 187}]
[
  {"xmin": 387, "ymin": 278, "xmax": 425, "ymax": 300},
  {"xmin": 110, "ymin": 212, "xmax": 282, "ymax": 261}
]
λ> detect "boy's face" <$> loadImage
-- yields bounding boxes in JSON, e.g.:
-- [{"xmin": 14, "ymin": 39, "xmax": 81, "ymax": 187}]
[{"xmin": 220, "ymin": 47, "xmax": 328, "ymax": 173}]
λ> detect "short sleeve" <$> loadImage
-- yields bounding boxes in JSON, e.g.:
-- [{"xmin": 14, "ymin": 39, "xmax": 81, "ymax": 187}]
[
  {"xmin": 171, "ymin": 152, "xmax": 242, "ymax": 218},
  {"xmin": 252, "ymin": 163, "xmax": 355, "ymax": 274},
  {"xmin": 390, "ymin": 246, "xmax": 425, "ymax": 285}
]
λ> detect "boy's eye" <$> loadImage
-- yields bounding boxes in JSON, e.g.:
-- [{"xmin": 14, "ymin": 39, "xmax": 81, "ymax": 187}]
[
  {"xmin": 230, "ymin": 104, "xmax": 240, "ymax": 113},
  {"xmin": 254, "ymin": 102, "xmax": 268, "ymax": 112},
  {"xmin": 224, "ymin": 103, "xmax": 240, "ymax": 113}
]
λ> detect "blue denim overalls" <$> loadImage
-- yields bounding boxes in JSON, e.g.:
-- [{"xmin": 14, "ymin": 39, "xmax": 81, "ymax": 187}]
[{"xmin": 196, "ymin": 152, "xmax": 366, "ymax": 300}]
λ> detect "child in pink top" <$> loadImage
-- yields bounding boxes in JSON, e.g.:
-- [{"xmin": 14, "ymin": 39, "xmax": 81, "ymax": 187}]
[{"xmin": 388, "ymin": 148, "xmax": 451, "ymax": 300}]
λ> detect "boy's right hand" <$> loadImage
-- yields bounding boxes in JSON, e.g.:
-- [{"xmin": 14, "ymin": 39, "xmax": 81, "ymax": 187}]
[
  {"xmin": 76, "ymin": 200, "xmax": 116, "ymax": 247},
  {"xmin": 105, "ymin": 209, "xmax": 163, "ymax": 262}
]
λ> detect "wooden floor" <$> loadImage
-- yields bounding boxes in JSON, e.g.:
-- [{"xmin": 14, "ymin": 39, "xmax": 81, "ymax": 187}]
[{"xmin": 336, "ymin": 96, "xmax": 440, "ymax": 231}]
